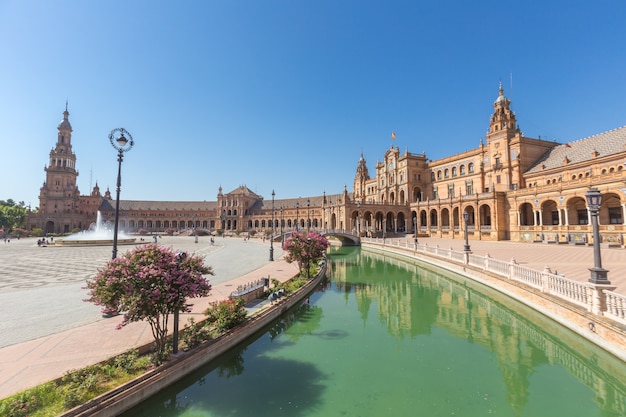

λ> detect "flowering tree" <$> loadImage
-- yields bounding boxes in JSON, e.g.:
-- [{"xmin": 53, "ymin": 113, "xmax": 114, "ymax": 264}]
[
  {"xmin": 283, "ymin": 231, "xmax": 329, "ymax": 276},
  {"xmin": 85, "ymin": 244, "xmax": 213, "ymax": 363}
]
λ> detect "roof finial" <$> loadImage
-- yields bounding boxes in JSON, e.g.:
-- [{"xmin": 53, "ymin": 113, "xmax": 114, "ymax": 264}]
[
  {"xmin": 65, "ymin": 99, "xmax": 68, "ymax": 112},
  {"xmin": 499, "ymin": 79, "xmax": 504, "ymax": 96}
]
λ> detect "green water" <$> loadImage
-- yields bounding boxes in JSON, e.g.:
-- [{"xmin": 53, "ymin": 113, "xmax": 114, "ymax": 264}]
[{"xmin": 122, "ymin": 247, "xmax": 626, "ymax": 417}]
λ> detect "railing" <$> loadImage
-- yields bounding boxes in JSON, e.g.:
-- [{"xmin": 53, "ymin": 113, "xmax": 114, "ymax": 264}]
[
  {"xmin": 605, "ymin": 291, "xmax": 626, "ymax": 323},
  {"xmin": 230, "ymin": 278, "xmax": 267, "ymax": 298},
  {"xmin": 362, "ymin": 237, "xmax": 621, "ymax": 325}
]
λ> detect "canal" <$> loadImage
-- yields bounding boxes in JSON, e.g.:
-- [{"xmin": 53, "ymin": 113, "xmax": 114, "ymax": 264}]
[{"xmin": 121, "ymin": 246, "xmax": 626, "ymax": 416}]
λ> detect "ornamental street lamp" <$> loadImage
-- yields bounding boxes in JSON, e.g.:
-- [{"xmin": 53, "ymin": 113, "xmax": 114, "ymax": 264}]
[
  {"xmin": 270, "ymin": 190, "xmax": 275, "ymax": 261},
  {"xmin": 357, "ymin": 202, "xmax": 361, "ymax": 236},
  {"xmin": 109, "ymin": 128, "xmax": 134, "ymax": 259},
  {"xmin": 586, "ymin": 188, "xmax": 610, "ymax": 284},
  {"xmin": 306, "ymin": 237, "xmax": 312, "ymax": 278},
  {"xmin": 280, "ymin": 206, "xmax": 284, "ymax": 247},
  {"xmin": 307, "ymin": 199, "xmax": 311, "ymax": 232},
  {"xmin": 463, "ymin": 211, "xmax": 471, "ymax": 252},
  {"xmin": 172, "ymin": 251, "xmax": 187, "ymax": 354},
  {"xmin": 296, "ymin": 202, "xmax": 300, "ymax": 232}
]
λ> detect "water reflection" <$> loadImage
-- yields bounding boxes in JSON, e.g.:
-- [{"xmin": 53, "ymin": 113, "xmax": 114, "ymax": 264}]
[{"xmin": 328, "ymin": 247, "xmax": 626, "ymax": 416}]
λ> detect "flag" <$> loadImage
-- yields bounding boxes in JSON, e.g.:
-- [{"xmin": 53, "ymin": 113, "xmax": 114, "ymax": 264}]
[{"xmin": 391, "ymin": 132, "xmax": 396, "ymax": 140}]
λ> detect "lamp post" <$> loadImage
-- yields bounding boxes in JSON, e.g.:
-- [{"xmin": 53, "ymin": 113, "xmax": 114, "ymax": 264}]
[
  {"xmin": 306, "ymin": 237, "xmax": 312, "ymax": 278},
  {"xmin": 357, "ymin": 202, "xmax": 361, "ymax": 236},
  {"xmin": 109, "ymin": 128, "xmax": 134, "ymax": 259},
  {"xmin": 172, "ymin": 251, "xmax": 186, "ymax": 354},
  {"xmin": 463, "ymin": 210, "xmax": 471, "ymax": 252},
  {"xmin": 269, "ymin": 190, "xmax": 275, "ymax": 261},
  {"xmin": 280, "ymin": 206, "xmax": 284, "ymax": 247},
  {"xmin": 307, "ymin": 199, "xmax": 311, "ymax": 232},
  {"xmin": 296, "ymin": 202, "xmax": 300, "ymax": 232},
  {"xmin": 586, "ymin": 188, "xmax": 610, "ymax": 284},
  {"xmin": 383, "ymin": 218, "xmax": 386, "ymax": 242}
]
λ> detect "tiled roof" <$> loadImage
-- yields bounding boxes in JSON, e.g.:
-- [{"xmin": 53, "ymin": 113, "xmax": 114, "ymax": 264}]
[
  {"xmin": 225, "ymin": 185, "xmax": 262, "ymax": 198},
  {"xmin": 526, "ymin": 126, "xmax": 626, "ymax": 174}
]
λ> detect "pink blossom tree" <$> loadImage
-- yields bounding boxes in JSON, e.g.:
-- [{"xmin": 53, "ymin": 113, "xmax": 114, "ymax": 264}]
[
  {"xmin": 85, "ymin": 244, "xmax": 213, "ymax": 363},
  {"xmin": 283, "ymin": 231, "xmax": 329, "ymax": 276}
]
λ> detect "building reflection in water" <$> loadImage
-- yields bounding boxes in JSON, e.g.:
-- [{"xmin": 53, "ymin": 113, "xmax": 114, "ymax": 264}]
[{"xmin": 327, "ymin": 246, "xmax": 626, "ymax": 416}]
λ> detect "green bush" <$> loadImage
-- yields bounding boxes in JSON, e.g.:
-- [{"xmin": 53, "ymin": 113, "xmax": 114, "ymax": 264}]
[
  {"xmin": 181, "ymin": 318, "xmax": 212, "ymax": 350},
  {"xmin": 204, "ymin": 298, "xmax": 247, "ymax": 334}
]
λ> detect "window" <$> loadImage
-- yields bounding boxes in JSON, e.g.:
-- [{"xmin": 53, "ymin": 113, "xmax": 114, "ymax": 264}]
[
  {"xmin": 468, "ymin": 163, "xmax": 474, "ymax": 173},
  {"xmin": 465, "ymin": 181, "xmax": 473, "ymax": 195},
  {"xmin": 609, "ymin": 207, "xmax": 622, "ymax": 224},
  {"xmin": 577, "ymin": 210, "xmax": 588, "ymax": 225},
  {"xmin": 452, "ymin": 167, "xmax": 457, "ymax": 177},
  {"xmin": 448, "ymin": 184, "xmax": 454, "ymax": 198}
]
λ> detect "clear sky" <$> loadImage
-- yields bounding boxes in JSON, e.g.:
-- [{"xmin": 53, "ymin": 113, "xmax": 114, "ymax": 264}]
[{"xmin": 2, "ymin": 1, "xmax": 625, "ymax": 208}]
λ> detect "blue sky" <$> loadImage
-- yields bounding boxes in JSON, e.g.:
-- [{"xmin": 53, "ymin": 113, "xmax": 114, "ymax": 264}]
[{"xmin": 2, "ymin": 1, "xmax": 625, "ymax": 208}]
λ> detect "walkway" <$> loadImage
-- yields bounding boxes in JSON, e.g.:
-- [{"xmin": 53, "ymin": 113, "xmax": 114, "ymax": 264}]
[{"xmin": 0, "ymin": 236, "xmax": 298, "ymax": 399}]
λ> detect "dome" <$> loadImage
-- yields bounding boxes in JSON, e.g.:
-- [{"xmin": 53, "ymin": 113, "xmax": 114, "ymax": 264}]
[{"xmin": 58, "ymin": 109, "xmax": 73, "ymax": 131}]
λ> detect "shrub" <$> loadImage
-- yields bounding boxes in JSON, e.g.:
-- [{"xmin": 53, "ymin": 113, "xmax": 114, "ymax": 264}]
[
  {"xmin": 181, "ymin": 317, "xmax": 211, "ymax": 350},
  {"xmin": 205, "ymin": 298, "xmax": 247, "ymax": 334}
]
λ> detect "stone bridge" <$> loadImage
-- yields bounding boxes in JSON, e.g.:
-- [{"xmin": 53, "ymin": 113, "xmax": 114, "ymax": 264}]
[{"xmin": 321, "ymin": 230, "xmax": 361, "ymax": 246}]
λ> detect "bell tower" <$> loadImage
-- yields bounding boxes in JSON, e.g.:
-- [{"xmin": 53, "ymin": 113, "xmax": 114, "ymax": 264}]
[
  {"xmin": 37, "ymin": 103, "xmax": 81, "ymax": 233},
  {"xmin": 484, "ymin": 82, "xmax": 523, "ymax": 192}
]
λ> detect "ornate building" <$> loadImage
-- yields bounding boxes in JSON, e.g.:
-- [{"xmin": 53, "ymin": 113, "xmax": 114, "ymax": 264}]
[
  {"xmin": 29, "ymin": 86, "xmax": 626, "ymax": 244},
  {"xmin": 349, "ymin": 83, "xmax": 626, "ymax": 244}
]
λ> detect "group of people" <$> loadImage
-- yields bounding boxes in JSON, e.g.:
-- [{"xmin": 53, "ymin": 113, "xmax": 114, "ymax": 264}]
[{"xmin": 37, "ymin": 238, "xmax": 52, "ymax": 246}]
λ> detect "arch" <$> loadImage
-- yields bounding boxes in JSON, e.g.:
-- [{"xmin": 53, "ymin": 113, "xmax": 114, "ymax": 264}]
[
  {"xmin": 419, "ymin": 210, "xmax": 427, "ymax": 230},
  {"xmin": 479, "ymin": 204, "xmax": 491, "ymax": 228},
  {"xmin": 429, "ymin": 209, "xmax": 438, "ymax": 227},
  {"xmin": 452, "ymin": 206, "xmax": 460, "ymax": 228},
  {"xmin": 441, "ymin": 208, "xmax": 450, "ymax": 228},
  {"xmin": 603, "ymin": 192, "xmax": 623, "ymax": 225},
  {"xmin": 519, "ymin": 202, "xmax": 534, "ymax": 226},
  {"xmin": 399, "ymin": 190, "xmax": 405, "ymax": 204},
  {"xmin": 413, "ymin": 187, "xmax": 423, "ymax": 202},
  {"xmin": 463, "ymin": 205, "xmax": 475, "ymax": 227},
  {"xmin": 385, "ymin": 212, "xmax": 394, "ymax": 232},
  {"xmin": 541, "ymin": 199, "xmax": 559, "ymax": 226},
  {"xmin": 397, "ymin": 212, "xmax": 406, "ymax": 232},
  {"xmin": 390, "ymin": 191, "xmax": 395, "ymax": 204}
]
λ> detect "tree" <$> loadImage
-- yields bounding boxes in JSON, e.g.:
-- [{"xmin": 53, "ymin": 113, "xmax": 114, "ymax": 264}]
[
  {"xmin": 283, "ymin": 231, "xmax": 329, "ymax": 276},
  {"xmin": 0, "ymin": 200, "xmax": 28, "ymax": 232},
  {"xmin": 85, "ymin": 244, "xmax": 213, "ymax": 363}
]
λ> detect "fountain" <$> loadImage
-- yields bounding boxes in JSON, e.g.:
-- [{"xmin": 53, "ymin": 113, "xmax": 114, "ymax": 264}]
[{"xmin": 55, "ymin": 211, "xmax": 137, "ymax": 246}]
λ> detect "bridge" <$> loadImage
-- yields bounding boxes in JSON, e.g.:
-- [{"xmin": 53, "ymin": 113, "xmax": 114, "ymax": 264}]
[
  {"xmin": 274, "ymin": 229, "xmax": 361, "ymax": 246},
  {"xmin": 321, "ymin": 230, "xmax": 361, "ymax": 246}
]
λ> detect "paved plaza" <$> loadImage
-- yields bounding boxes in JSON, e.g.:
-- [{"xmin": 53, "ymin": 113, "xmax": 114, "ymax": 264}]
[{"xmin": 1, "ymin": 234, "xmax": 625, "ymax": 399}]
